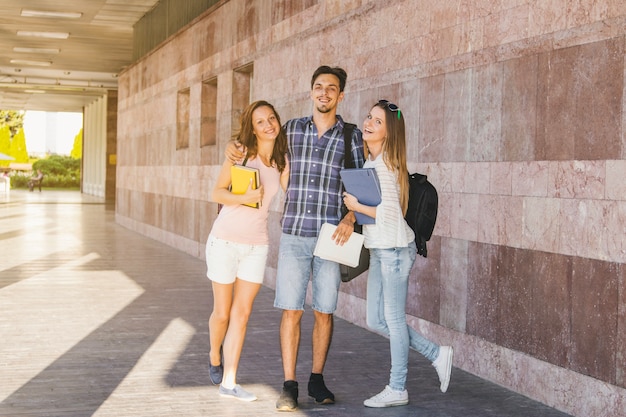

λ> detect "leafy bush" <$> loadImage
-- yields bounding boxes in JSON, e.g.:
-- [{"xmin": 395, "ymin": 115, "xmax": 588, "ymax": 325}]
[
  {"xmin": 10, "ymin": 171, "xmax": 80, "ymax": 189},
  {"xmin": 33, "ymin": 155, "xmax": 80, "ymax": 176},
  {"xmin": 10, "ymin": 155, "xmax": 81, "ymax": 189}
]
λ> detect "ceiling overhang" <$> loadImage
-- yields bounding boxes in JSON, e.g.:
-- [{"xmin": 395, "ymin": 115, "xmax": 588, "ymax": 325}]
[{"xmin": 0, "ymin": 0, "xmax": 160, "ymax": 112}]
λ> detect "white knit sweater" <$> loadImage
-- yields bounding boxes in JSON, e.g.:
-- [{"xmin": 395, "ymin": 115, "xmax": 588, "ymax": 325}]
[{"xmin": 362, "ymin": 154, "xmax": 415, "ymax": 249}]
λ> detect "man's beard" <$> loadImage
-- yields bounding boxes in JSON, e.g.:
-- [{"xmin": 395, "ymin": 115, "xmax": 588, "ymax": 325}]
[{"xmin": 315, "ymin": 104, "xmax": 332, "ymax": 114}]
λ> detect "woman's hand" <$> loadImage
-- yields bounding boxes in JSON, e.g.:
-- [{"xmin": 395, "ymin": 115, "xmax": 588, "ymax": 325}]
[
  {"xmin": 240, "ymin": 181, "xmax": 264, "ymax": 207},
  {"xmin": 342, "ymin": 192, "xmax": 377, "ymax": 223},
  {"xmin": 342, "ymin": 192, "xmax": 359, "ymax": 212}
]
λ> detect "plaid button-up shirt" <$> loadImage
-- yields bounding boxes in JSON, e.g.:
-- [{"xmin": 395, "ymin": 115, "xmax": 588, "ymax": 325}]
[{"xmin": 282, "ymin": 115, "xmax": 364, "ymax": 237}]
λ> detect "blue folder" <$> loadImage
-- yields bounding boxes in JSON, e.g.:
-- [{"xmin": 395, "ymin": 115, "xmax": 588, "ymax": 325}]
[{"xmin": 340, "ymin": 168, "xmax": 382, "ymax": 225}]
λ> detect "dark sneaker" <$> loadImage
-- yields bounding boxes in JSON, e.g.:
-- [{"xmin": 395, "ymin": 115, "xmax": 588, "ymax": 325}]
[
  {"xmin": 209, "ymin": 363, "xmax": 223, "ymax": 385},
  {"xmin": 276, "ymin": 380, "xmax": 298, "ymax": 411},
  {"xmin": 308, "ymin": 373, "xmax": 335, "ymax": 404},
  {"xmin": 209, "ymin": 346, "xmax": 223, "ymax": 385}
]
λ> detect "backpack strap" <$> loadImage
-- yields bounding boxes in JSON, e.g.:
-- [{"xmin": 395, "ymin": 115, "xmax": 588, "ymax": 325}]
[
  {"xmin": 343, "ymin": 123, "xmax": 356, "ymax": 168},
  {"xmin": 341, "ymin": 122, "xmax": 359, "ymax": 227}
]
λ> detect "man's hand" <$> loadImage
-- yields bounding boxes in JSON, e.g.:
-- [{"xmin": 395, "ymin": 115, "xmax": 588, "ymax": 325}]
[
  {"xmin": 225, "ymin": 140, "xmax": 246, "ymax": 164},
  {"xmin": 331, "ymin": 213, "xmax": 356, "ymax": 245}
]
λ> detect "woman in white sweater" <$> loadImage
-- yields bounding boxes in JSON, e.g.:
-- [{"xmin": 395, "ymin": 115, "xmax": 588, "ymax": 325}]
[{"xmin": 342, "ymin": 100, "xmax": 453, "ymax": 408}]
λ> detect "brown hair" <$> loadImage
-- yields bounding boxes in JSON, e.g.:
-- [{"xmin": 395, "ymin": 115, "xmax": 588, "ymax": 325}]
[
  {"xmin": 311, "ymin": 66, "xmax": 347, "ymax": 92},
  {"xmin": 235, "ymin": 100, "xmax": 287, "ymax": 172}
]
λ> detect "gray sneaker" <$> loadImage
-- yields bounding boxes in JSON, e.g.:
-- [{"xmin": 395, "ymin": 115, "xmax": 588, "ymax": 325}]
[
  {"xmin": 218, "ymin": 384, "xmax": 257, "ymax": 402},
  {"xmin": 433, "ymin": 346, "xmax": 453, "ymax": 393}
]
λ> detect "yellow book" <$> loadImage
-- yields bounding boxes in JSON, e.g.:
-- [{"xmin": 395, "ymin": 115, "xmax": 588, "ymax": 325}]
[{"xmin": 230, "ymin": 164, "xmax": 260, "ymax": 208}]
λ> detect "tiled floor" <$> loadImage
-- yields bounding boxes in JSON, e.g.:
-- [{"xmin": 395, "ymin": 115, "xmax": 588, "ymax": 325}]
[{"xmin": 0, "ymin": 189, "xmax": 573, "ymax": 417}]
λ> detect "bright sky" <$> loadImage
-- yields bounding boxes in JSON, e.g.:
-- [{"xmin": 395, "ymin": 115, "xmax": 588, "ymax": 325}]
[{"xmin": 23, "ymin": 111, "xmax": 83, "ymax": 156}]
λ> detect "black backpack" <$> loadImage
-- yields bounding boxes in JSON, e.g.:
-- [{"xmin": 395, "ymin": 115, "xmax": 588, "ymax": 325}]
[{"xmin": 405, "ymin": 173, "xmax": 438, "ymax": 258}]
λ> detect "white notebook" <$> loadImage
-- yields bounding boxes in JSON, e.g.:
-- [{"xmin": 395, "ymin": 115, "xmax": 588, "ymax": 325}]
[{"xmin": 313, "ymin": 223, "xmax": 365, "ymax": 267}]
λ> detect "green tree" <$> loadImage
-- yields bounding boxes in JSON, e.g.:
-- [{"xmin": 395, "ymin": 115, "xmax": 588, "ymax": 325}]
[
  {"xmin": 70, "ymin": 128, "xmax": 83, "ymax": 159},
  {"xmin": 0, "ymin": 111, "xmax": 27, "ymax": 165},
  {"xmin": 0, "ymin": 125, "xmax": 10, "ymax": 167},
  {"xmin": 9, "ymin": 128, "xmax": 29, "ymax": 163},
  {"xmin": 0, "ymin": 110, "xmax": 25, "ymax": 137}
]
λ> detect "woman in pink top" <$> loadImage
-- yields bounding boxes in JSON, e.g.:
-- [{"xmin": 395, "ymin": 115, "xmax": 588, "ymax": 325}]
[{"xmin": 206, "ymin": 100, "xmax": 289, "ymax": 401}]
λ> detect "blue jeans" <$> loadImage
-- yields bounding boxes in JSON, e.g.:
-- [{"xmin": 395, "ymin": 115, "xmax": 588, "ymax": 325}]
[
  {"xmin": 273, "ymin": 232, "xmax": 342, "ymax": 314},
  {"xmin": 366, "ymin": 240, "xmax": 440, "ymax": 391}
]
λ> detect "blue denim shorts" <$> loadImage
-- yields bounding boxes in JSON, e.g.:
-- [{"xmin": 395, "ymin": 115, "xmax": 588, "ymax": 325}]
[{"xmin": 273, "ymin": 232, "xmax": 341, "ymax": 313}]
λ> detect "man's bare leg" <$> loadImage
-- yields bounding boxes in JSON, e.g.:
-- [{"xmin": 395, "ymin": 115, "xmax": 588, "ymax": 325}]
[
  {"xmin": 276, "ymin": 309, "xmax": 303, "ymax": 411},
  {"xmin": 308, "ymin": 310, "xmax": 335, "ymax": 404}
]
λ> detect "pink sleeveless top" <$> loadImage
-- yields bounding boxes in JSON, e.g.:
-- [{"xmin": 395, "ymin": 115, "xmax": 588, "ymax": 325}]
[{"xmin": 210, "ymin": 156, "xmax": 281, "ymax": 245}]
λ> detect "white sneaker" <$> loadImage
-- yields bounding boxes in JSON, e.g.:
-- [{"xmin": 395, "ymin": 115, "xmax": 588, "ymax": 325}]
[
  {"xmin": 363, "ymin": 385, "xmax": 408, "ymax": 408},
  {"xmin": 433, "ymin": 346, "xmax": 453, "ymax": 393}
]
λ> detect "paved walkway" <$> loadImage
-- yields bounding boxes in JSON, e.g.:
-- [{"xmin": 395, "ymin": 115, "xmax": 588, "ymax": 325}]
[{"xmin": 0, "ymin": 189, "xmax": 573, "ymax": 417}]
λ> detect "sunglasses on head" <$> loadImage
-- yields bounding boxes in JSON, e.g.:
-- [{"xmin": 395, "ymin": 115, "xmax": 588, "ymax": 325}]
[{"xmin": 378, "ymin": 99, "xmax": 401, "ymax": 119}]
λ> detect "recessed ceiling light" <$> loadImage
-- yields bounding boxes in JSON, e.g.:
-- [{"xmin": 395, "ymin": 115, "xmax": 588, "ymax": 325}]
[
  {"xmin": 17, "ymin": 31, "xmax": 70, "ymax": 39},
  {"xmin": 24, "ymin": 89, "xmax": 46, "ymax": 94},
  {"xmin": 13, "ymin": 47, "xmax": 60, "ymax": 54},
  {"xmin": 10, "ymin": 59, "xmax": 52, "ymax": 67},
  {"xmin": 21, "ymin": 9, "xmax": 82, "ymax": 19}
]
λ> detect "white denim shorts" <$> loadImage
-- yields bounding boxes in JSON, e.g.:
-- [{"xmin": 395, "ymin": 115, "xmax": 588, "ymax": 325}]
[{"xmin": 205, "ymin": 235, "xmax": 269, "ymax": 284}]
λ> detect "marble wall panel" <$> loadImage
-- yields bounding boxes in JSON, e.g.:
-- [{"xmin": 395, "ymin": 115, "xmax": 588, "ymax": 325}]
[
  {"xmin": 439, "ymin": 238, "xmax": 469, "ymax": 332},
  {"xmin": 583, "ymin": 39, "xmax": 624, "ymax": 157},
  {"xmin": 408, "ymin": 245, "xmax": 440, "ymax": 322},
  {"xmin": 606, "ymin": 160, "xmax": 626, "ymax": 200},
  {"xmin": 483, "ymin": 194, "xmax": 523, "ymax": 246},
  {"xmin": 470, "ymin": 63, "xmax": 503, "ymax": 162},
  {"xmin": 462, "ymin": 162, "xmax": 491, "ymax": 195},
  {"xmin": 550, "ymin": 160, "xmax": 606, "ymax": 200},
  {"xmin": 512, "ymin": 161, "xmax": 550, "ymax": 197},
  {"xmin": 195, "ymin": 199, "xmax": 213, "ymax": 250},
  {"xmin": 450, "ymin": 193, "xmax": 480, "ymax": 242},
  {"xmin": 501, "ymin": 55, "xmax": 538, "ymax": 162},
  {"xmin": 538, "ymin": 39, "xmax": 624, "ymax": 161},
  {"xmin": 570, "ymin": 257, "xmax": 619, "ymax": 383},
  {"xmin": 443, "ymin": 70, "xmax": 472, "ymax": 161},
  {"xmin": 435, "ymin": 191, "xmax": 452, "ymax": 238},
  {"xmin": 531, "ymin": 252, "xmax": 571, "ymax": 367},
  {"xmin": 489, "ymin": 161, "xmax": 512, "ymax": 195},
  {"xmin": 143, "ymin": 192, "xmax": 156, "ymax": 227},
  {"xmin": 448, "ymin": 163, "xmax": 466, "ymax": 193},
  {"xmin": 418, "ymin": 74, "xmax": 445, "ymax": 162},
  {"xmin": 561, "ymin": 199, "xmax": 615, "ymax": 260},
  {"xmin": 605, "ymin": 201, "xmax": 626, "ymax": 264},
  {"xmin": 522, "ymin": 196, "xmax": 561, "ymax": 253},
  {"xmin": 497, "ymin": 247, "xmax": 534, "ymax": 353},
  {"xmin": 618, "ymin": 262, "xmax": 626, "ymax": 387},
  {"xmin": 467, "ymin": 242, "xmax": 499, "ymax": 342},
  {"xmin": 536, "ymin": 47, "xmax": 578, "ymax": 160},
  {"xmin": 161, "ymin": 194, "xmax": 174, "ymax": 234},
  {"xmin": 483, "ymin": 4, "xmax": 530, "ymax": 48},
  {"xmin": 398, "ymin": 80, "xmax": 421, "ymax": 162}
]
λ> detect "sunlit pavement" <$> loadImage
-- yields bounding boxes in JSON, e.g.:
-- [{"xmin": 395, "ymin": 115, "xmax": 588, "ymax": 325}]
[{"xmin": 0, "ymin": 189, "xmax": 572, "ymax": 417}]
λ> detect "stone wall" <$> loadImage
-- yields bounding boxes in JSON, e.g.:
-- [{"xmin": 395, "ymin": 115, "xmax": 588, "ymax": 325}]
[{"xmin": 116, "ymin": 1, "xmax": 626, "ymax": 415}]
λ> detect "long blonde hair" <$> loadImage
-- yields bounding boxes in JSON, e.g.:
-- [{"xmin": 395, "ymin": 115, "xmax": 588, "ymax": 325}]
[{"xmin": 370, "ymin": 100, "xmax": 409, "ymax": 215}]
